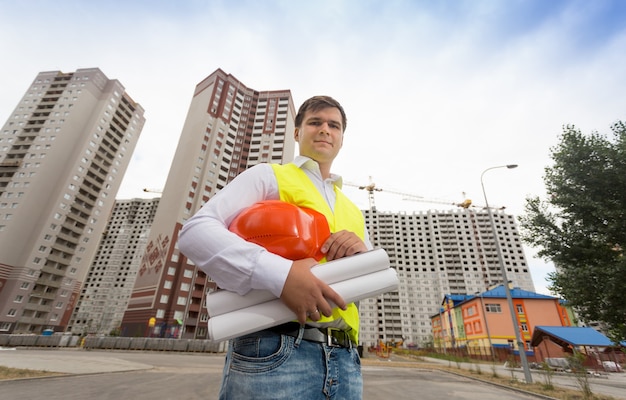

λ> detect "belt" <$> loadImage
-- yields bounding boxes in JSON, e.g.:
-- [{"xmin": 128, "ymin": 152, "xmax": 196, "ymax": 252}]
[{"xmin": 270, "ymin": 322, "xmax": 353, "ymax": 348}]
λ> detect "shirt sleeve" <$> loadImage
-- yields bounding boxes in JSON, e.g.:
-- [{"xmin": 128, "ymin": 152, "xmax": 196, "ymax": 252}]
[{"xmin": 178, "ymin": 164, "xmax": 293, "ymax": 298}]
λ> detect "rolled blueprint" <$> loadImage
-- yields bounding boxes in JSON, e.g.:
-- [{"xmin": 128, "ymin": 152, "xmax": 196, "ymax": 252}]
[
  {"xmin": 207, "ymin": 267, "xmax": 399, "ymax": 342},
  {"xmin": 206, "ymin": 248, "xmax": 390, "ymax": 317}
]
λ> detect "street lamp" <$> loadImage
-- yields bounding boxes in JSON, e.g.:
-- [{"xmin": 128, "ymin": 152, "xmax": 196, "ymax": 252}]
[{"xmin": 480, "ymin": 164, "xmax": 533, "ymax": 384}]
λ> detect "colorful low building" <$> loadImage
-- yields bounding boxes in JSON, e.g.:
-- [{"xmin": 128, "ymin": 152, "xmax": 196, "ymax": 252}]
[{"xmin": 431, "ymin": 285, "xmax": 572, "ymax": 359}]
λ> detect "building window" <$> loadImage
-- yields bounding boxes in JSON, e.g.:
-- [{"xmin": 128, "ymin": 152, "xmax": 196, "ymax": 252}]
[
  {"xmin": 177, "ymin": 296, "xmax": 187, "ymax": 306},
  {"xmin": 485, "ymin": 304, "xmax": 502, "ymax": 313},
  {"xmin": 160, "ymin": 295, "xmax": 169, "ymax": 304}
]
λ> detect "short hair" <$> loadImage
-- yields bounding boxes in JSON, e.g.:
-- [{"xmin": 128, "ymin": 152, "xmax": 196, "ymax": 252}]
[{"xmin": 294, "ymin": 95, "xmax": 347, "ymax": 132}]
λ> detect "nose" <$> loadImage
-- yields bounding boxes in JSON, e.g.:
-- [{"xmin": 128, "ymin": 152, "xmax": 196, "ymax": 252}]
[{"xmin": 319, "ymin": 122, "xmax": 331, "ymax": 135}]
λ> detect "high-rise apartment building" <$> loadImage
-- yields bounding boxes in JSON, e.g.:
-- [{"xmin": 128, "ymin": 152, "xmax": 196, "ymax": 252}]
[
  {"xmin": 121, "ymin": 68, "xmax": 295, "ymax": 338},
  {"xmin": 358, "ymin": 208, "xmax": 535, "ymax": 348},
  {"xmin": 68, "ymin": 198, "xmax": 159, "ymax": 335},
  {"xmin": 0, "ymin": 68, "xmax": 145, "ymax": 334}
]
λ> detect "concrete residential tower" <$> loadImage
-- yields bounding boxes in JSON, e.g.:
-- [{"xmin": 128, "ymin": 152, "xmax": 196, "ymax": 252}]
[
  {"xmin": 358, "ymin": 207, "xmax": 535, "ymax": 348},
  {"xmin": 68, "ymin": 198, "xmax": 159, "ymax": 336},
  {"xmin": 0, "ymin": 68, "xmax": 145, "ymax": 334},
  {"xmin": 121, "ymin": 68, "xmax": 295, "ymax": 338}
]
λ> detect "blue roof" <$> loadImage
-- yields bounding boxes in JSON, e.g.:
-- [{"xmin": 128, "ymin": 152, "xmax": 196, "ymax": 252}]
[
  {"xmin": 480, "ymin": 285, "xmax": 556, "ymax": 300},
  {"xmin": 441, "ymin": 294, "xmax": 473, "ymax": 306},
  {"xmin": 436, "ymin": 286, "xmax": 556, "ymax": 313},
  {"xmin": 532, "ymin": 326, "xmax": 616, "ymax": 347}
]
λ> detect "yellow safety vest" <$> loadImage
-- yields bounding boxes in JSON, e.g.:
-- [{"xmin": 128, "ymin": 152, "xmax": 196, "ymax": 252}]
[{"xmin": 271, "ymin": 163, "xmax": 365, "ymax": 344}]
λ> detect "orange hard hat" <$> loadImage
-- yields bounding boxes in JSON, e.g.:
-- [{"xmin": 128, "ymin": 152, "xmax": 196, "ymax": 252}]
[{"xmin": 228, "ymin": 200, "xmax": 331, "ymax": 261}]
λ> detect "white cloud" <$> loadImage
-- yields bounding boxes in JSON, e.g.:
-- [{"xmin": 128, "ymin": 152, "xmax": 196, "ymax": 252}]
[{"xmin": 2, "ymin": 0, "xmax": 626, "ymax": 296}]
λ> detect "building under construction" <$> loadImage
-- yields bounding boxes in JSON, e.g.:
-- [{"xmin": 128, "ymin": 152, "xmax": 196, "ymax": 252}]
[{"xmin": 358, "ymin": 205, "xmax": 535, "ymax": 348}]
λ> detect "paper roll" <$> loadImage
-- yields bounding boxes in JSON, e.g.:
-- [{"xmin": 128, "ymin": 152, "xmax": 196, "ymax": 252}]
[
  {"xmin": 207, "ymin": 267, "xmax": 399, "ymax": 342},
  {"xmin": 206, "ymin": 248, "xmax": 390, "ymax": 317}
]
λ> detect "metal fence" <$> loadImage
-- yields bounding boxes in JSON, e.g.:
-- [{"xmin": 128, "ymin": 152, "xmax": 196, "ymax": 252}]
[
  {"xmin": 0, "ymin": 333, "xmax": 80, "ymax": 348},
  {"xmin": 423, "ymin": 345, "xmax": 527, "ymax": 363},
  {"xmin": 0, "ymin": 334, "xmax": 227, "ymax": 353}
]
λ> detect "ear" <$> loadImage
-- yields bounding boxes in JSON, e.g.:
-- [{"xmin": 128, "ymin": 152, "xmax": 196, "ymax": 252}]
[{"xmin": 294, "ymin": 128, "xmax": 300, "ymax": 141}]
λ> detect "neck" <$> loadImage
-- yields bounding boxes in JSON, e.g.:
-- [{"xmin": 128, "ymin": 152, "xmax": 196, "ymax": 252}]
[
  {"xmin": 299, "ymin": 155, "xmax": 332, "ymax": 180},
  {"xmin": 317, "ymin": 162, "xmax": 332, "ymax": 180}
]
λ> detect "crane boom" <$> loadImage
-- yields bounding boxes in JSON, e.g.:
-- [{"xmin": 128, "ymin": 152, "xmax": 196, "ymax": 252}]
[{"xmin": 344, "ymin": 178, "xmax": 483, "ymax": 211}]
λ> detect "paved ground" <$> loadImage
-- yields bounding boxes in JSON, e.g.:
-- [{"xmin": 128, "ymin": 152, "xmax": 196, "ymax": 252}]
[{"xmin": 1, "ymin": 347, "xmax": 625, "ymax": 399}]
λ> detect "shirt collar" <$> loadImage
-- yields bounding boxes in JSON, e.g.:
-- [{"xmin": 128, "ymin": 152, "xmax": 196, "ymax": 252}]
[{"xmin": 293, "ymin": 156, "xmax": 343, "ymax": 188}]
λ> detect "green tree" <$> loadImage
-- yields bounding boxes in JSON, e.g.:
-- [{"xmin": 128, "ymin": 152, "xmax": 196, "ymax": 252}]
[{"xmin": 518, "ymin": 122, "xmax": 626, "ymax": 343}]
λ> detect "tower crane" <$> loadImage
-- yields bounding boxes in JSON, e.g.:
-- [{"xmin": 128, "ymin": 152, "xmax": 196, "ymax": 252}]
[
  {"xmin": 346, "ymin": 176, "xmax": 383, "ymax": 211},
  {"xmin": 401, "ymin": 191, "xmax": 478, "ymax": 210},
  {"xmin": 343, "ymin": 177, "xmax": 476, "ymax": 212}
]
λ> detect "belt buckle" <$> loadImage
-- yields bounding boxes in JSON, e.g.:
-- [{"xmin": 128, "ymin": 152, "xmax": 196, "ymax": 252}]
[
  {"xmin": 326, "ymin": 327, "xmax": 350, "ymax": 348},
  {"xmin": 326, "ymin": 327, "xmax": 340, "ymax": 347}
]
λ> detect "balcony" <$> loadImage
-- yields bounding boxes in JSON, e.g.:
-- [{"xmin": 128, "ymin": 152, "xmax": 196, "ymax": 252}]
[{"xmin": 30, "ymin": 291, "xmax": 57, "ymax": 300}]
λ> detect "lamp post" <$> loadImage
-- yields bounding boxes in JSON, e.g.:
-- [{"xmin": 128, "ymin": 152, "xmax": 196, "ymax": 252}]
[{"xmin": 480, "ymin": 164, "xmax": 533, "ymax": 384}]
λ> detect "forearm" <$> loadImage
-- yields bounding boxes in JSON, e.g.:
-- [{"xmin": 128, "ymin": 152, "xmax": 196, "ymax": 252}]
[{"xmin": 178, "ymin": 163, "xmax": 289, "ymax": 296}]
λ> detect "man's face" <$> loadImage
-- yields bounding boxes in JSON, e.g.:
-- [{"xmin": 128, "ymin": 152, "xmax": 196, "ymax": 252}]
[{"xmin": 294, "ymin": 107, "xmax": 344, "ymax": 166}]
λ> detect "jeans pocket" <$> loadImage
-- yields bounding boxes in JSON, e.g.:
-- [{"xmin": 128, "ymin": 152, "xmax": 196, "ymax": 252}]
[{"xmin": 230, "ymin": 332, "xmax": 293, "ymax": 373}]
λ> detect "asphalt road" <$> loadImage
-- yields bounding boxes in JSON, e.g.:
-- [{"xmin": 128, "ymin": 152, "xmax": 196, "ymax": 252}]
[{"xmin": 0, "ymin": 350, "xmax": 547, "ymax": 400}]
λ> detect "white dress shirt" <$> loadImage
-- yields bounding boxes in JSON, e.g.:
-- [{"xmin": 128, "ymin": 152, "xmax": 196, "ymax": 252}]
[{"xmin": 178, "ymin": 156, "xmax": 372, "ymax": 298}]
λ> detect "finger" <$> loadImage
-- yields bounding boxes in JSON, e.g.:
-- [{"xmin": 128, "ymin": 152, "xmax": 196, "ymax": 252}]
[
  {"xmin": 296, "ymin": 309, "xmax": 307, "ymax": 324},
  {"xmin": 321, "ymin": 231, "xmax": 349, "ymax": 260},
  {"xmin": 321, "ymin": 230, "xmax": 346, "ymax": 252},
  {"xmin": 307, "ymin": 309, "xmax": 321, "ymax": 321},
  {"xmin": 326, "ymin": 238, "xmax": 356, "ymax": 261},
  {"xmin": 320, "ymin": 286, "xmax": 346, "ymax": 314}
]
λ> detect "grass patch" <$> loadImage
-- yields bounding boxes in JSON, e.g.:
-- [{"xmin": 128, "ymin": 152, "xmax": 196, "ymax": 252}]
[
  {"xmin": 0, "ymin": 365, "xmax": 62, "ymax": 380},
  {"xmin": 363, "ymin": 353, "xmax": 619, "ymax": 400}
]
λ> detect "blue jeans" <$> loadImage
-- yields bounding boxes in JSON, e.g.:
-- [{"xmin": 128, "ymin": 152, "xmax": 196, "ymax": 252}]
[{"xmin": 219, "ymin": 328, "xmax": 362, "ymax": 399}]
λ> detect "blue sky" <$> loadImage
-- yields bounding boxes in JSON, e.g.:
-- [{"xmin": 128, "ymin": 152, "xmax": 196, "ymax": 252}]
[{"xmin": 2, "ymin": 0, "xmax": 626, "ymax": 295}]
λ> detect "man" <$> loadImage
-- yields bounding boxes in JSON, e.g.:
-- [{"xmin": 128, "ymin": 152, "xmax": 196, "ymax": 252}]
[{"xmin": 179, "ymin": 95, "xmax": 371, "ymax": 399}]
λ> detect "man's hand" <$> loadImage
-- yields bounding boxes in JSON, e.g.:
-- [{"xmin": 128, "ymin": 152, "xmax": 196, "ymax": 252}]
[
  {"xmin": 280, "ymin": 258, "xmax": 347, "ymax": 324},
  {"xmin": 321, "ymin": 230, "xmax": 368, "ymax": 261}
]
